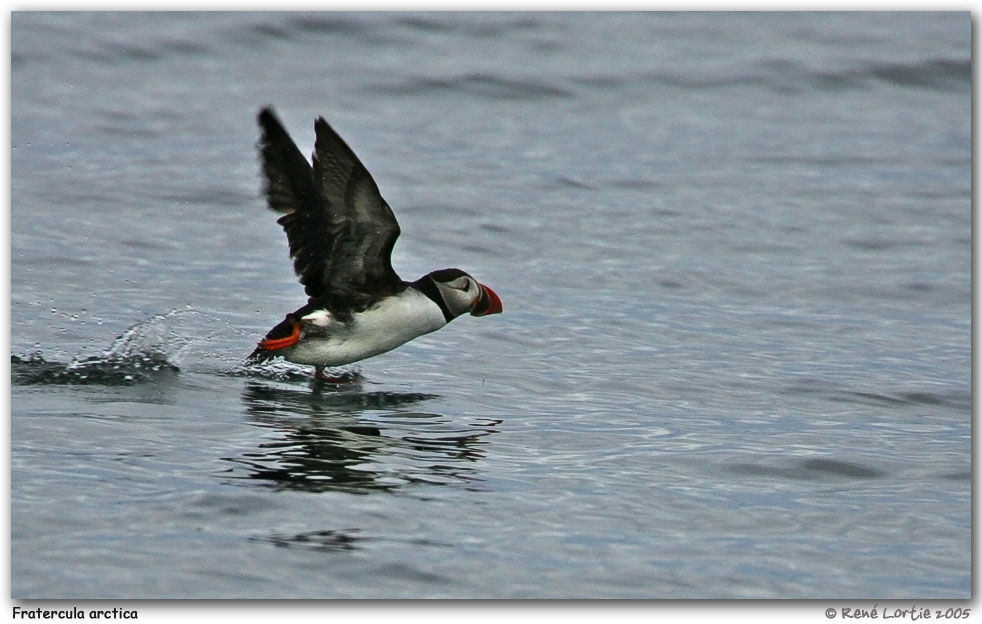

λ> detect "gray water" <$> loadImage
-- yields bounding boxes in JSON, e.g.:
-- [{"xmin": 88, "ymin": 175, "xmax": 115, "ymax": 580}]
[{"xmin": 11, "ymin": 12, "xmax": 970, "ymax": 599}]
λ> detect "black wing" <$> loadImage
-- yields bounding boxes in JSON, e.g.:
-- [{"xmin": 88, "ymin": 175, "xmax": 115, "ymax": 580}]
[{"xmin": 257, "ymin": 107, "xmax": 403, "ymax": 308}]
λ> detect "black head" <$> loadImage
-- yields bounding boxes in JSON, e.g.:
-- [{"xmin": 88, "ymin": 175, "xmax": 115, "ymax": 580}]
[{"xmin": 414, "ymin": 268, "xmax": 502, "ymax": 322}]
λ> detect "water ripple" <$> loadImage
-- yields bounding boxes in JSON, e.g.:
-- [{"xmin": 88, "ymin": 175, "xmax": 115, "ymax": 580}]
[
  {"xmin": 615, "ymin": 57, "xmax": 969, "ymax": 95},
  {"xmin": 251, "ymin": 528, "xmax": 365, "ymax": 552},
  {"xmin": 783, "ymin": 378, "xmax": 971, "ymax": 411},
  {"xmin": 374, "ymin": 72, "xmax": 572, "ymax": 100},
  {"xmin": 730, "ymin": 457, "xmax": 885, "ymax": 480}
]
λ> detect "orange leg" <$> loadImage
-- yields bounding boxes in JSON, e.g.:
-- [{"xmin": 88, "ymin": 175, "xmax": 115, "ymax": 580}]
[{"xmin": 258, "ymin": 320, "xmax": 302, "ymax": 351}]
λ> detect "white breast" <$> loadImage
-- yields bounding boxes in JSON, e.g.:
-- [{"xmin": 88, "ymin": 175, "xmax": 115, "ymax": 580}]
[{"xmin": 287, "ymin": 289, "xmax": 448, "ymax": 367}]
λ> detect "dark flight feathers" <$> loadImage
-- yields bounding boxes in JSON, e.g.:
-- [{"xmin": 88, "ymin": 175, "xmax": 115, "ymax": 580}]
[{"xmin": 257, "ymin": 107, "xmax": 403, "ymax": 310}]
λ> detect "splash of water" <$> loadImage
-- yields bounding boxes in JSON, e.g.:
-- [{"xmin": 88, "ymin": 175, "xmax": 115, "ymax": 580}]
[
  {"xmin": 12, "ymin": 307, "xmax": 345, "ymax": 385},
  {"xmin": 12, "ymin": 308, "xmax": 207, "ymax": 385},
  {"xmin": 101, "ymin": 308, "xmax": 204, "ymax": 364}
]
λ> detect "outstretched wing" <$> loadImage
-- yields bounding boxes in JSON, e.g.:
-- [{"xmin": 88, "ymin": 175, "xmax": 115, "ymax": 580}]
[
  {"xmin": 256, "ymin": 107, "xmax": 403, "ymax": 307},
  {"xmin": 310, "ymin": 116, "xmax": 403, "ymax": 301}
]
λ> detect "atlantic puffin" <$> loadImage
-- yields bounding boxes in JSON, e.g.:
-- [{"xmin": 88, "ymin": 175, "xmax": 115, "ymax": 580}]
[{"xmin": 247, "ymin": 107, "xmax": 502, "ymax": 380}]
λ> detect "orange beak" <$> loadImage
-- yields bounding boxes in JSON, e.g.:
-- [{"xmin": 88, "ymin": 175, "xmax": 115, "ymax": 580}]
[{"xmin": 471, "ymin": 283, "xmax": 503, "ymax": 316}]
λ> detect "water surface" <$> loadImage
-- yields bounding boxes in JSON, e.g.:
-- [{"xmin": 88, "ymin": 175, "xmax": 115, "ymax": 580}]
[{"xmin": 11, "ymin": 11, "xmax": 970, "ymax": 598}]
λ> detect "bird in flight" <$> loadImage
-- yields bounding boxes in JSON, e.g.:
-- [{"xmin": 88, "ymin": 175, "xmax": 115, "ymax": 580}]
[{"xmin": 248, "ymin": 107, "xmax": 502, "ymax": 380}]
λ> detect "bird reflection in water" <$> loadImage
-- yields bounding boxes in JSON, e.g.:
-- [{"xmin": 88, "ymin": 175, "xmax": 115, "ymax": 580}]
[{"xmin": 226, "ymin": 381, "xmax": 501, "ymax": 495}]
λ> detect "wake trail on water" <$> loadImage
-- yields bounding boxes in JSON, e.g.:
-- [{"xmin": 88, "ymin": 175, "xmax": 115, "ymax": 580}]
[{"xmin": 10, "ymin": 307, "xmax": 305, "ymax": 385}]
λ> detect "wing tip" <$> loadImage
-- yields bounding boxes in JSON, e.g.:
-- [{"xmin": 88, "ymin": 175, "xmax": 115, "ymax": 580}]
[{"xmin": 257, "ymin": 106, "xmax": 285, "ymax": 140}]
